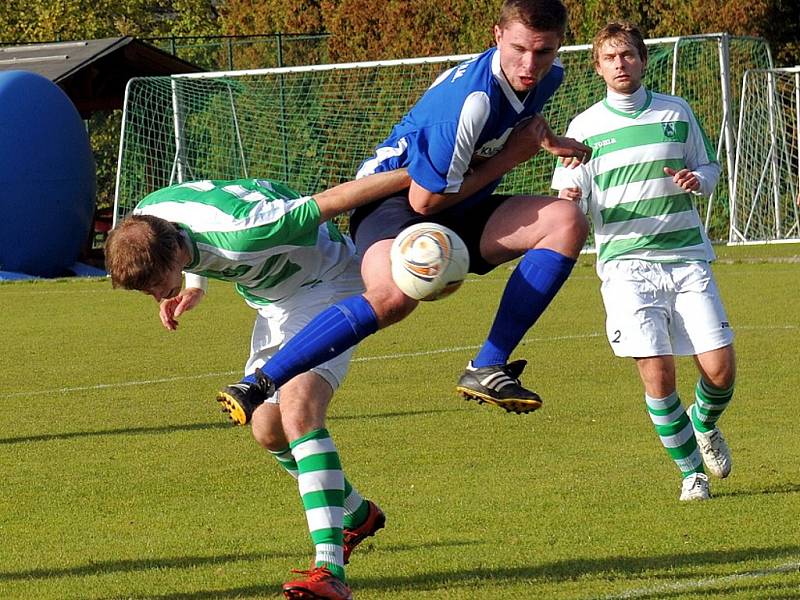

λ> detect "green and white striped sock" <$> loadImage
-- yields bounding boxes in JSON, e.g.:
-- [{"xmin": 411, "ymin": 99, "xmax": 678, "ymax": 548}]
[
  {"xmin": 645, "ymin": 392, "xmax": 703, "ymax": 477},
  {"xmin": 290, "ymin": 429, "xmax": 346, "ymax": 581},
  {"xmin": 269, "ymin": 446, "xmax": 366, "ymax": 528},
  {"xmin": 269, "ymin": 447, "xmax": 299, "ymax": 478},
  {"xmin": 692, "ymin": 378, "xmax": 734, "ymax": 433}
]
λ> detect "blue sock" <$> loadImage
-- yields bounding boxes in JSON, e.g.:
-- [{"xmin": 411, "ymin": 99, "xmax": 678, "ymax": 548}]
[
  {"xmin": 244, "ymin": 295, "xmax": 379, "ymax": 388},
  {"xmin": 472, "ymin": 249, "xmax": 576, "ymax": 368}
]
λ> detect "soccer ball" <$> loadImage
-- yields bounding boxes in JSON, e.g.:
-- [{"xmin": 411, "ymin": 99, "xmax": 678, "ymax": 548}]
[{"xmin": 390, "ymin": 223, "xmax": 469, "ymax": 301}]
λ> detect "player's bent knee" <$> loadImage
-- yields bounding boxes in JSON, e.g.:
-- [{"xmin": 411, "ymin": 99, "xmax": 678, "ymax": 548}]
[
  {"xmin": 364, "ymin": 283, "xmax": 418, "ymax": 328},
  {"xmin": 251, "ymin": 428, "xmax": 285, "ymax": 451},
  {"xmin": 562, "ymin": 201, "xmax": 590, "ymax": 242},
  {"xmin": 542, "ymin": 201, "xmax": 589, "ymax": 256}
]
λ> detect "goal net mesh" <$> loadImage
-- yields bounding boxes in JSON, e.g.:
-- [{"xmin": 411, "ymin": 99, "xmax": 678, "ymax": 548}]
[{"xmin": 115, "ymin": 35, "xmax": 771, "ymax": 241}]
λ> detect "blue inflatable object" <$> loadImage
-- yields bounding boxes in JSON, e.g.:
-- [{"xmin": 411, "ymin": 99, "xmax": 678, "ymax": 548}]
[{"xmin": 0, "ymin": 70, "xmax": 96, "ymax": 277}]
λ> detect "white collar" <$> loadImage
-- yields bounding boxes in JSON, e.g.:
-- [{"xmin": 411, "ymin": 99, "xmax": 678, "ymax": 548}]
[
  {"xmin": 606, "ymin": 85, "xmax": 648, "ymax": 113},
  {"xmin": 492, "ymin": 48, "xmax": 527, "ymax": 112}
]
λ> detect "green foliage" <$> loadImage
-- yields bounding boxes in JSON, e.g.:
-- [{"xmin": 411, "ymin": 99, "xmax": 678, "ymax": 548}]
[
  {"xmin": 0, "ymin": 0, "xmax": 796, "ymax": 65},
  {"xmin": 88, "ymin": 111, "xmax": 123, "ymax": 209},
  {"xmin": 1, "ymin": 0, "xmax": 796, "ymax": 234},
  {"xmin": 1, "ymin": 244, "xmax": 800, "ymax": 598}
]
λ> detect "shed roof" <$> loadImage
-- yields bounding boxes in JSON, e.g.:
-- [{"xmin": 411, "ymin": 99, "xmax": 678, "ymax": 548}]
[{"xmin": 0, "ymin": 37, "xmax": 203, "ymax": 116}]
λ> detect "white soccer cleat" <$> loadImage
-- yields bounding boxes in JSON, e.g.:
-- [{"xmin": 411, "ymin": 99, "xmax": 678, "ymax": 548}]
[
  {"xmin": 689, "ymin": 404, "xmax": 732, "ymax": 479},
  {"xmin": 680, "ymin": 472, "xmax": 710, "ymax": 501}
]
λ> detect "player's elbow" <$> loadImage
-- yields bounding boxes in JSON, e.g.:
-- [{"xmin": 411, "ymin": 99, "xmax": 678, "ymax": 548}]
[
  {"xmin": 409, "ymin": 199, "xmax": 440, "ymax": 215},
  {"xmin": 408, "ymin": 184, "xmax": 445, "ymax": 215}
]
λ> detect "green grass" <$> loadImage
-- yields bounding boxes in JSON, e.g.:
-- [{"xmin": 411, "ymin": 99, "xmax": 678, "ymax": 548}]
[{"xmin": 1, "ymin": 243, "xmax": 799, "ymax": 599}]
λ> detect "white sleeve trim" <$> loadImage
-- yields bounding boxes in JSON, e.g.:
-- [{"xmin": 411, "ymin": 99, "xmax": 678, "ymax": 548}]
[
  {"xmin": 184, "ymin": 273, "xmax": 208, "ymax": 292},
  {"xmin": 445, "ymin": 91, "xmax": 491, "ymax": 193}
]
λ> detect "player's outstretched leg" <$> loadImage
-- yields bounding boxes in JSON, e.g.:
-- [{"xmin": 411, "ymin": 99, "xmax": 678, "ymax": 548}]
[
  {"xmin": 456, "ymin": 359, "xmax": 542, "ymax": 414},
  {"xmin": 215, "ymin": 368, "xmax": 276, "ymax": 425},
  {"xmin": 458, "ymin": 249, "xmax": 577, "ymax": 413},
  {"xmin": 261, "ymin": 295, "xmax": 379, "ymax": 390}
]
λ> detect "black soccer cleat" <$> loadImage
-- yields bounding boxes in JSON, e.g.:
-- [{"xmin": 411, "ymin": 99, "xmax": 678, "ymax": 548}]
[
  {"xmin": 456, "ymin": 359, "xmax": 542, "ymax": 414},
  {"xmin": 215, "ymin": 368, "xmax": 276, "ymax": 425}
]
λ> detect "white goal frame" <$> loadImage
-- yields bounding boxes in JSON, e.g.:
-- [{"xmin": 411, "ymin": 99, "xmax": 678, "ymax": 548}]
[
  {"xmin": 114, "ymin": 33, "xmax": 772, "ymax": 244},
  {"xmin": 730, "ymin": 66, "xmax": 800, "ymax": 244}
]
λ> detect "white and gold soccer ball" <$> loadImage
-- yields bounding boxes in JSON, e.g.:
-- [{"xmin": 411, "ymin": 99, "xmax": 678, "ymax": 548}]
[{"xmin": 390, "ymin": 222, "xmax": 469, "ymax": 301}]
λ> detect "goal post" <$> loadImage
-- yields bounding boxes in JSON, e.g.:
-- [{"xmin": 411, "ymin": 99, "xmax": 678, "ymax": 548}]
[
  {"xmin": 730, "ymin": 66, "xmax": 800, "ymax": 244},
  {"xmin": 114, "ymin": 34, "xmax": 771, "ymax": 241}
]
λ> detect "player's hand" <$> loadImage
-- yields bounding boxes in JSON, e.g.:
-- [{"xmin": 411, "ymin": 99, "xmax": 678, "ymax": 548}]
[
  {"xmin": 159, "ymin": 287, "xmax": 206, "ymax": 331},
  {"xmin": 545, "ymin": 135, "xmax": 592, "ymax": 168},
  {"xmin": 664, "ymin": 167, "xmax": 700, "ymax": 192},
  {"xmin": 502, "ymin": 115, "xmax": 550, "ymax": 164},
  {"xmin": 558, "ymin": 186, "xmax": 583, "ymax": 203}
]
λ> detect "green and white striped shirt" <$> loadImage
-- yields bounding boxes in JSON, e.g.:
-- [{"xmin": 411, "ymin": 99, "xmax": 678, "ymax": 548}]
[
  {"xmin": 134, "ymin": 178, "xmax": 354, "ymax": 305},
  {"xmin": 551, "ymin": 88, "xmax": 720, "ymax": 263}
]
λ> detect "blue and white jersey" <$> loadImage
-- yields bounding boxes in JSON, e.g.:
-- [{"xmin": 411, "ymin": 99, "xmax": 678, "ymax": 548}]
[{"xmin": 357, "ymin": 47, "xmax": 563, "ymax": 203}]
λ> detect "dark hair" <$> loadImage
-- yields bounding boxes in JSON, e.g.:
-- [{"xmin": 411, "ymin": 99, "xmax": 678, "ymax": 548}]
[
  {"xmin": 593, "ymin": 21, "xmax": 648, "ymax": 65},
  {"xmin": 497, "ymin": 0, "xmax": 568, "ymax": 35},
  {"xmin": 105, "ymin": 214, "xmax": 184, "ymax": 290}
]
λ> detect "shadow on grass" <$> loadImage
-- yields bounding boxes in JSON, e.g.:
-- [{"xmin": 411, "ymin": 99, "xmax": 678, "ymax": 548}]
[
  {"xmin": 714, "ymin": 482, "xmax": 800, "ymax": 498},
  {"xmin": 603, "ymin": 578, "xmax": 800, "ymax": 600},
  {"xmin": 331, "ymin": 408, "xmax": 462, "ymax": 421},
  {"xmin": 6, "ymin": 544, "xmax": 799, "ymax": 598},
  {"xmin": 350, "ymin": 547, "xmax": 800, "ymax": 595},
  {"xmin": 0, "ymin": 422, "xmax": 231, "ymax": 445},
  {"xmin": 0, "ymin": 552, "xmax": 289, "ymax": 582},
  {"xmin": 0, "ymin": 409, "xmax": 460, "ymax": 445}
]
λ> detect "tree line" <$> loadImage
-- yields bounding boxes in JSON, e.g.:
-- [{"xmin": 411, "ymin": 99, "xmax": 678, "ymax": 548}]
[
  {"xmin": 0, "ymin": 0, "xmax": 796, "ymax": 215},
  {"xmin": 1, "ymin": 0, "xmax": 797, "ymax": 65}
]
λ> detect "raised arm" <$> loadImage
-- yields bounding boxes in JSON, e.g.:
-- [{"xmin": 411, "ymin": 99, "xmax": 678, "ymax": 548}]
[
  {"xmin": 408, "ymin": 115, "xmax": 590, "ymax": 215},
  {"xmin": 313, "ymin": 169, "xmax": 411, "ymax": 221}
]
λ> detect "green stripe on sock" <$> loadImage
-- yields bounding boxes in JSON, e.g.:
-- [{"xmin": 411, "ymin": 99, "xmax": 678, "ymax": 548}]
[
  {"xmin": 310, "ymin": 527, "xmax": 343, "ymax": 545},
  {"xmin": 303, "ymin": 489, "xmax": 346, "ymax": 511},
  {"xmin": 694, "ymin": 379, "xmax": 734, "ymax": 432},
  {"xmin": 297, "ymin": 451, "xmax": 342, "ymax": 472}
]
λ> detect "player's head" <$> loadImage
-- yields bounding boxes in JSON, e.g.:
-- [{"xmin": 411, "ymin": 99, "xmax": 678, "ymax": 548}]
[
  {"xmin": 593, "ymin": 22, "xmax": 648, "ymax": 94},
  {"xmin": 494, "ymin": 0, "xmax": 567, "ymax": 93},
  {"xmin": 105, "ymin": 214, "xmax": 188, "ymax": 301}
]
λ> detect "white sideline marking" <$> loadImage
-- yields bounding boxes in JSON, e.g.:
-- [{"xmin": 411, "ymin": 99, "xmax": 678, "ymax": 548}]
[
  {"xmin": 3, "ymin": 371, "xmax": 241, "ymax": 398},
  {"xmin": 2, "ymin": 332, "xmax": 602, "ymax": 398},
  {"xmin": 3, "ymin": 325, "xmax": 797, "ymax": 399},
  {"xmin": 602, "ymin": 561, "xmax": 800, "ymax": 599}
]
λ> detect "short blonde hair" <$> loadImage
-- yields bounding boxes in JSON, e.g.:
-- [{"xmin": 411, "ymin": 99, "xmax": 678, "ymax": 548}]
[
  {"xmin": 105, "ymin": 215, "xmax": 184, "ymax": 291},
  {"xmin": 593, "ymin": 22, "xmax": 648, "ymax": 66}
]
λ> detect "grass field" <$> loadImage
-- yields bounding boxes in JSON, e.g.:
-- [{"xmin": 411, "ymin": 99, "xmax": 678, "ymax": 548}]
[{"xmin": 1, "ymin": 243, "xmax": 799, "ymax": 599}]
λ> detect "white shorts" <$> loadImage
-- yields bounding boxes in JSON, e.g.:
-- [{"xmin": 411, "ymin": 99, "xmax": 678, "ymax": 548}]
[
  {"xmin": 598, "ymin": 260, "xmax": 734, "ymax": 358},
  {"xmin": 243, "ymin": 258, "xmax": 365, "ymax": 403}
]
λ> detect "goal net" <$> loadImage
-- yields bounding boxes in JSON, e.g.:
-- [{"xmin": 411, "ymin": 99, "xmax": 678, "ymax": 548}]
[
  {"xmin": 115, "ymin": 34, "xmax": 770, "ymax": 241},
  {"xmin": 730, "ymin": 67, "xmax": 800, "ymax": 243}
]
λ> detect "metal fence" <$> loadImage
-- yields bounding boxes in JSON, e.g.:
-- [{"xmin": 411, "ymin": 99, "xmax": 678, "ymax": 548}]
[{"xmin": 144, "ymin": 33, "xmax": 331, "ymax": 71}]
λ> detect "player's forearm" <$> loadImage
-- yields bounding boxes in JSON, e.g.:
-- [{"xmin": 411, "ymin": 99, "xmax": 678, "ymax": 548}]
[
  {"xmin": 408, "ymin": 151, "xmax": 520, "ymax": 214},
  {"xmin": 314, "ymin": 169, "xmax": 411, "ymax": 221}
]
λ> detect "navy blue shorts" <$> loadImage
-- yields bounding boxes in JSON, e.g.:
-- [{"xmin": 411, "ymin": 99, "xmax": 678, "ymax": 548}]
[{"xmin": 349, "ymin": 192, "xmax": 511, "ymax": 276}]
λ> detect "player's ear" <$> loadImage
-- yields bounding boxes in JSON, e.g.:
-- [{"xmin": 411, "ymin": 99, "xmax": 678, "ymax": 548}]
[{"xmin": 493, "ymin": 24, "xmax": 503, "ymax": 45}]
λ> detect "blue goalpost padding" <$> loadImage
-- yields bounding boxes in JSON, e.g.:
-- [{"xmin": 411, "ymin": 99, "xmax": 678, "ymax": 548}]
[{"xmin": 0, "ymin": 70, "xmax": 96, "ymax": 278}]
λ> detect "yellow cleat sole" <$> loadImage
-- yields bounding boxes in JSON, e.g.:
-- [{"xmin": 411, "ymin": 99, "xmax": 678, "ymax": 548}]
[
  {"xmin": 215, "ymin": 392, "xmax": 249, "ymax": 425},
  {"xmin": 456, "ymin": 386, "xmax": 542, "ymax": 415}
]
